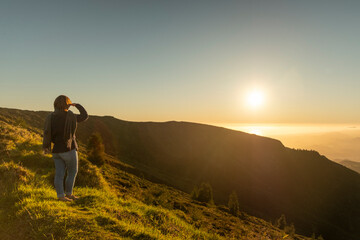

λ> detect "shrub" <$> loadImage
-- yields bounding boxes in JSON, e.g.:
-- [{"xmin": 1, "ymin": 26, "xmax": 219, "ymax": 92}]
[
  {"xmin": 284, "ymin": 223, "xmax": 295, "ymax": 237},
  {"xmin": 87, "ymin": 132, "xmax": 105, "ymax": 166},
  {"xmin": 197, "ymin": 182, "xmax": 213, "ymax": 204},
  {"xmin": 228, "ymin": 191, "xmax": 239, "ymax": 216},
  {"xmin": 75, "ymin": 158, "xmax": 109, "ymax": 190},
  {"xmin": 192, "ymin": 182, "xmax": 214, "ymax": 204}
]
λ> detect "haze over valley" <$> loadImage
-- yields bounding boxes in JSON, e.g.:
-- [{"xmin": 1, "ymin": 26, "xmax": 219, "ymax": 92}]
[{"xmin": 219, "ymin": 124, "xmax": 360, "ymax": 163}]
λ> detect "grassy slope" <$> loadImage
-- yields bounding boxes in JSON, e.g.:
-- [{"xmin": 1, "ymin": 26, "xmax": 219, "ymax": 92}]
[
  {"xmin": 0, "ymin": 115, "xmax": 310, "ymax": 239},
  {"xmin": 2, "ymin": 107, "xmax": 360, "ymax": 240}
]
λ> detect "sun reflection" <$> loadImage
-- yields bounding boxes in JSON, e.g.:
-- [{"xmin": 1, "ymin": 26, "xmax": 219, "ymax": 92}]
[{"xmin": 249, "ymin": 128, "xmax": 263, "ymax": 136}]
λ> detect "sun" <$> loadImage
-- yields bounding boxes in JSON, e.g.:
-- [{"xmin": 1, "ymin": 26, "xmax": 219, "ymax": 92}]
[{"xmin": 246, "ymin": 90, "xmax": 265, "ymax": 109}]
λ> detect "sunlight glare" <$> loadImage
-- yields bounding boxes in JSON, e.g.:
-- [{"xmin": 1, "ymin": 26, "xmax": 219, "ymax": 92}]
[
  {"xmin": 246, "ymin": 90, "xmax": 265, "ymax": 109},
  {"xmin": 249, "ymin": 128, "xmax": 263, "ymax": 136}
]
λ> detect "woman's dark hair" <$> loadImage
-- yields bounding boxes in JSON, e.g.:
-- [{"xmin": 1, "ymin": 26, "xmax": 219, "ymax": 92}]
[{"xmin": 54, "ymin": 95, "xmax": 72, "ymax": 111}]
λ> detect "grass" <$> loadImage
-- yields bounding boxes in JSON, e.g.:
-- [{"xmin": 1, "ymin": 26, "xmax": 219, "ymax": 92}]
[
  {"xmin": 0, "ymin": 116, "xmax": 310, "ymax": 240},
  {"xmin": 1, "ymin": 171, "xmax": 222, "ymax": 240}
]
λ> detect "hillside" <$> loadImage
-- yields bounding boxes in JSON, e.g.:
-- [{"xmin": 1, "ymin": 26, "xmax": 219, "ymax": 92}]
[
  {"xmin": 0, "ymin": 107, "xmax": 311, "ymax": 239},
  {"xmin": 339, "ymin": 160, "xmax": 360, "ymax": 174},
  {"xmin": 2, "ymin": 107, "xmax": 360, "ymax": 239},
  {"xmin": 81, "ymin": 119, "xmax": 360, "ymax": 240}
]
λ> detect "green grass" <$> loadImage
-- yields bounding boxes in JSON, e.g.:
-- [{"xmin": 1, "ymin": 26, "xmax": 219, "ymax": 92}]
[
  {"xmin": 0, "ymin": 116, "xmax": 310, "ymax": 240},
  {"xmin": 1, "ymin": 170, "xmax": 222, "ymax": 240}
]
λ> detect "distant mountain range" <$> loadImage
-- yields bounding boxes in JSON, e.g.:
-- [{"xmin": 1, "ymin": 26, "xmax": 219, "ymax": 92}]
[
  {"xmin": 338, "ymin": 160, "xmax": 360, "ymax": 174},
  {"xmin": 1, "ymin": 106, "xmax": 359, "ymax": 240}
]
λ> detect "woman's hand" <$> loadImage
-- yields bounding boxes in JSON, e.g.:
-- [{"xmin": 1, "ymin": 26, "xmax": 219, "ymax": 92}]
[{"xmin": 69, "ymin": 103, "xmax": 77, "ymax": 107}]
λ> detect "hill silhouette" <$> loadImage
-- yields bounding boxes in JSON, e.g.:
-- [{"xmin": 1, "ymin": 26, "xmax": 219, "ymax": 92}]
[{"xmin": 1, "ymin": 106, "xmax": 359, "ymax": 240}]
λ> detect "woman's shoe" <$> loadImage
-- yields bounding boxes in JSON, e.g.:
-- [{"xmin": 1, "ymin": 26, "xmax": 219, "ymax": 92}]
[
  {"xmin": 58, "ymin": 196, "xmax": 73, "ymax": 202},
  {"xmin": 66, "ymin": 194, "xmax": 79, "ymax": 200}
]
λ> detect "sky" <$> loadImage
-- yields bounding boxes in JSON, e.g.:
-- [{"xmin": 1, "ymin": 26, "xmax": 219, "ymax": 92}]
[{"xmin": 1, "ymin": 0, "xmax": 360, "ymax": 124}]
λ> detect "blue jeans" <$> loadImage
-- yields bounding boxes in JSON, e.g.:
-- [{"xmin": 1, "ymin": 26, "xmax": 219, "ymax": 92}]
[{"xmin": 52, "ymin": 149, "xmax": 78, "ymax": 198}]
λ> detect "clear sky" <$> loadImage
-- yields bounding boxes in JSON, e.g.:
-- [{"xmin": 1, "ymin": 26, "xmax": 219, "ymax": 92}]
[{"xmin": 1, "ymin": 0, "xmax": 360, "ymax": 124}]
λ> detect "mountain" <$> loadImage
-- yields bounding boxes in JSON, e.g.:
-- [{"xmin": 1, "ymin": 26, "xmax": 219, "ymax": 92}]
[
  {"xmin": 0, "ymin": 107, "xmax": 311, "ymax": 240},
  {"xmin": 339, "ymin": 160, "xmax": 360, "ymax": 174},
  {"xmin": 1, "ymin": 107, "xmax": 360, "ymax": 239}
]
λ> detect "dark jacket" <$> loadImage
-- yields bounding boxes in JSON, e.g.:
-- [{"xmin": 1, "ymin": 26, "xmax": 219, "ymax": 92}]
[{"xmin": 43, "ymin": 104, "xmax": 88, "ymax": 153}]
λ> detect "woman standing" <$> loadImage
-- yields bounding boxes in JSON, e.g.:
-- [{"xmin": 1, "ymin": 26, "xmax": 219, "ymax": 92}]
[{"xmin": 43, "ymin": 95, "xmax": 89, "ymax": 201}]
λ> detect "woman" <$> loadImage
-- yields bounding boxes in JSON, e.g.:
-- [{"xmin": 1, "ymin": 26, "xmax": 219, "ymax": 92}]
[{"xmin": 43, "ymin": 95, "xmax": 89, "ymax": 201}]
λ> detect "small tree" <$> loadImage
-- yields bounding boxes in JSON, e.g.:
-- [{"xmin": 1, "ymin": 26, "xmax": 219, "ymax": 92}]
[
  {"xmin": 276, "ymin": 214, "xmax": 287, "ymax": 230},
  {"xmin": 197, "ymin": 182, "xmax": 213, "ymax": 204},
  {"xmin": 228, "ymin": 191, "xmax": 239, "ymax": 216},
  {"xmin": 87, "ymin": 132, "xmax": 105, "ymax": 166},
  {"xmin": 191, "ymin": 186, "xmax": 199, "ymax": 200}
]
